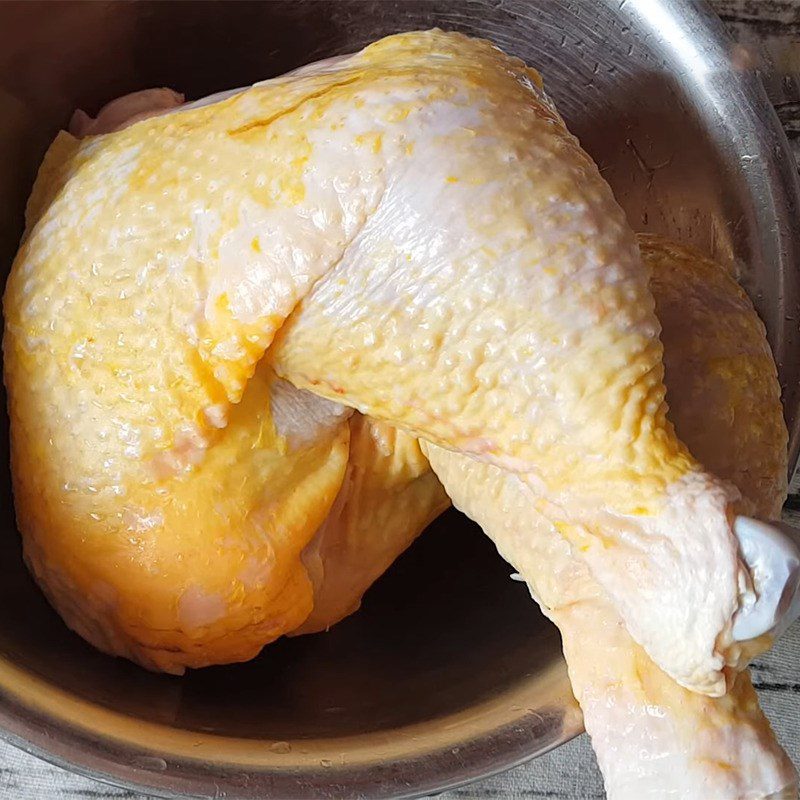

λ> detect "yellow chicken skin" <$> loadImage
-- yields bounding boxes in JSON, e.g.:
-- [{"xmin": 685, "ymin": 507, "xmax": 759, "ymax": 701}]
[
  {"xmin": 295, "ymin": 414, "xmax": 449, "ymax": 635},
  {"xmin": 425, "ymin": 236, "xmax": 795, "ymax": 800},
  {"xmin": 3, "ymin": 64, "xmax": 449, "ymax": 674},
  {"xmin": 645, "ymin": 235, "xmax": 787, "ymax": 519},
  {"xmin": 14, "ymin": 359, "xmax": 352, "ymax": 673},
  {"xmin": 7, "ymin": 334, "xmax": 445, "ymax": 672},
  {"xmin": 1, "ymin": 30, "xmax": 767, "ymax": 693}
]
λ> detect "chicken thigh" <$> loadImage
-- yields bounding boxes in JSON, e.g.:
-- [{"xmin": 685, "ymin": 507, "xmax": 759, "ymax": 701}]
[{"xmin": 5, "ymin": 73, "xmax": 449, "ymax": 673}]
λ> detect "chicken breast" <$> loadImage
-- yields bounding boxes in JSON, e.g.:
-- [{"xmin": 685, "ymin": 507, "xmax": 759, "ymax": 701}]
[
  {"xmin": 425, "ymin": 235, "xmax": 795, "ymax": 800},
  {"xmin": 0, "ymin": 29, "xmax": 773, "ymax": 693}
]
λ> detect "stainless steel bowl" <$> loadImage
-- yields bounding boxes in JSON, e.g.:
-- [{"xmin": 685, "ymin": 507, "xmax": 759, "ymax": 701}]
[{"xmin": 0, "ymin": 1, "xmax": 798, "ymax": 798}]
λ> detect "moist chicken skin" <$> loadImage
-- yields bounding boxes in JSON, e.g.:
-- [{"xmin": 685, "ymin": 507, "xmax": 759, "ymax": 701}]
[
  {"xmin": 295, "ymin": 413, "xmax": 449, "ymax": 635},
  {"xmin": 0, "ymin": 30, "xmax": 762, "ymax": 691},
  {"xmin": 3, "ymin": 30, "xmax": 796, "ymax": 800},
  {"xmin": 5, "ymin": 73, "xmax": 449, "ymax": 674},
  {"xmin": 426, "ymin": 235, "xmax": 795, "ymax": 800}
]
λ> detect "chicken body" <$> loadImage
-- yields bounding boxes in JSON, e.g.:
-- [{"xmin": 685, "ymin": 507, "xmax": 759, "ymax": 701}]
[{"xmin": 0, "ymin": 31, "xmax": 768, "ymax": 689}]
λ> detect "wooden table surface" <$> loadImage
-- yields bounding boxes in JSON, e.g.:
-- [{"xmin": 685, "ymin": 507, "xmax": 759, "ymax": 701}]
[{"xmin": 1, "ymin": 1, "xmax": 799, "ymax": 798}]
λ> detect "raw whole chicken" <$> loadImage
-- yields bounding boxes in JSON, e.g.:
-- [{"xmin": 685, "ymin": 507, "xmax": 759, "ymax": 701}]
[{"xmin": 3, "ymin": 29, "xmax": 799, "ymax": 800}]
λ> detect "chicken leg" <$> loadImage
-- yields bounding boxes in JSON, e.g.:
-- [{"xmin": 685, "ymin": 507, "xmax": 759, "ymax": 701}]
[{"xmin": 425, "ymin": 234, "xmax": 797, "ymax": 799}]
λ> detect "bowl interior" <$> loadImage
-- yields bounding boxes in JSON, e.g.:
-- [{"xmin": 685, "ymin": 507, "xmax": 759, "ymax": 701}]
[
  {"xmin": 0, "ymin": 2, "xmax": 798, "ymax": 799},
  {"xmin": 0, "ymin": 502, "xmax": 561, "ymax": 740}
]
